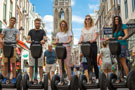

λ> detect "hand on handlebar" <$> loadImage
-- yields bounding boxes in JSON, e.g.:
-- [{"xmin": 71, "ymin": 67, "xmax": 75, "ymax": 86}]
[
  {"xmin": 89, "ymin": 40, "xmax": 95, "ymax": 43},
  {"xmin": 78, "ymin": 41, "xmax": 82, "ymax": 44},
  {"xmin": 40, "ymin": 40, "xmax": 45, "ymax": 44},
  {"xmin": 118, "ymin": 36, "xmax": 123, "ymax": 40},
  {"xmin": 26, "ymin": 40, "xmax": 32, "ymax": 44}
]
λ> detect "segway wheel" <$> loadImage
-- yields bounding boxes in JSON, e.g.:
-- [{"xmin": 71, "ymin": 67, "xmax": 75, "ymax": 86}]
[
  {"xmin": 51, "ymin": 75, "xmax": 60, "ymax": 90},
  {"xmin": 70, "ymin": 75, "xmax": 79, "ymax": 90},
  {"xmin": 23, "ymin": 73, "xmax": 29, "ymax": 90},
  {"xmin": 0, "ymin": 73, "xmax": 3, "ymax": 90},
  {"xmin": 108, "ymin": 73, "xmax": 117, "ymax": 90},
  {"xmin": 44, "ymin": 74, "xmax": 48, "ymax": 90},
  {"xmin": 99, "ymin": 72, "xmax": 107, "ymax": 90},
  {"xmin": 79, "ymin": 74, "xmax": 87, "ymax": 90},
  {"xmin": 127, "ymin": 70, "xmax": 135, "ymax": 90},
  {"xmin": 16, "ymin": 72, "xmax": 22, "ymax": 90}
]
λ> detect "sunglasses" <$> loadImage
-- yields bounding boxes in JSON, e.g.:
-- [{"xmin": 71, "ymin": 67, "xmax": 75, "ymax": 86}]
[{"xmin": 85, "ymin": 18, "xmax": 91, "ymax": 20}]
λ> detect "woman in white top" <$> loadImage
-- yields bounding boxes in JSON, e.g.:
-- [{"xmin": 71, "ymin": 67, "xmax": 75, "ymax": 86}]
[
  {"xmin": 79, "ymin": 15, "xmax": 99, "ymax": 84},
  {"xmin": 54, "ymin": 20, "xmax": 72, "ymax": 84}
]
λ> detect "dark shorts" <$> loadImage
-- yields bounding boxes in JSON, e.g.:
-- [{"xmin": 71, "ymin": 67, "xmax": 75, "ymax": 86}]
[{"xmin": 81, "ymin": 62, "xmax": 88, "ymax": 70}]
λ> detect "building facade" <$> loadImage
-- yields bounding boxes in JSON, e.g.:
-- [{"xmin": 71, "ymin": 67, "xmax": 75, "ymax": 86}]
[{"xmin": 120, "ymin": 0, "xmax": 135, "ymax": 52}]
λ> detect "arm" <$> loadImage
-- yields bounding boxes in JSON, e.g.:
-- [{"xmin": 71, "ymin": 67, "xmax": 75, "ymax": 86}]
[
  {"xmin": 16, "ymin": 33, "xmax": 19, "ymax": 42},
  {"xmin": 97, "ymin": 53, "xmax": 102, "ymax": 64},
  {"xmin": 26, "ymin": 35, "xmax": 31, "ymax": 43},
  {"xmin": 79, "ymin": 35, "xmax": 83, "ymax": 44},
  {"xmin": 40, "ymin": 36, "xmax": 47, "ymax": 44},
  {"xmin": 54, "ymin": 38, "xmax": 59, "ymax": 44},
  {"xmin": 64, "ymin": 36, "xmax": 72, "ymax": 44},
  {"xmin": 43, "ymin": 56, "xmax": 46, "ymax": 66},
  {"xmin": 122, "ymin": 29, "xmax": 128, "ymax": 40},
  {"xmin": 94, "ymin": 32, "xmax": 98, "ymax": 41}
]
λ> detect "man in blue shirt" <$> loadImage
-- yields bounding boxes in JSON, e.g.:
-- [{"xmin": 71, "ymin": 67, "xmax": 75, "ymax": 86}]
[{"xmin": 43, "ymin": 44, "xmax": 56, "ymax": 80}]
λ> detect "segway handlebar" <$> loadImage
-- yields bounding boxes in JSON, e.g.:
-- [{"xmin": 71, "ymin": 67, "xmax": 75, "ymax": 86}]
[{"xmin": 4, "ymin": 41, "xmax": 17, "ymax": 45}]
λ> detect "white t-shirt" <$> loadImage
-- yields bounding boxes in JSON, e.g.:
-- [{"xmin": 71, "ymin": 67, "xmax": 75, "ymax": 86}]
[
  {"xmin": 56, "ymin": 30, "xmax": 72, "ymax": 46},
  {"xmin": 81, "ymin": 26, "xmax": 98, "ymax": 41}
]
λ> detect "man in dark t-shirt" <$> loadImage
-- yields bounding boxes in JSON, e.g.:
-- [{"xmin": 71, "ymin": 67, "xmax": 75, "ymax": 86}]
[{"xmin": 26, "ymin": 18, "xmax": 47, "ymax": 84}]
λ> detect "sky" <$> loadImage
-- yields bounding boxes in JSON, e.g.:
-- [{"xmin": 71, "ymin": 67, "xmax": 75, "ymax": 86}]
[{"xmin": 30, "ymin": 0, "xmax": 100, "ymax": 45}]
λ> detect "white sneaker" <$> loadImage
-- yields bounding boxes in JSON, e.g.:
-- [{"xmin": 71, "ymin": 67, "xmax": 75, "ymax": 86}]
[{"xmin": 96, "ymin": 79, "xmax": 99, "ymax": 83}]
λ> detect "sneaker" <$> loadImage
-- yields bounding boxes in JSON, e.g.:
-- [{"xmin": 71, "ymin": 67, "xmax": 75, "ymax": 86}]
[
  {"xmin": 12, "ymin": 78, "xmax": 16, "ymax": 84},
  {"xmin": 87, "ymin": 80, "xmax": 92, "ymax": 84},
  {"xmin": 67, "ymin": 80, "xmax": 70, "ymax": 85},
  {"xmin": 96, "ymin": 79, "xmax": 99, "ymax": 83},
  {"xmin": 2, "ymin": 78, "xmax": 7, "ymax": 84},
  {"xmin": 58, "ymin": 81, "xmax": 64, "ymax": 85}
]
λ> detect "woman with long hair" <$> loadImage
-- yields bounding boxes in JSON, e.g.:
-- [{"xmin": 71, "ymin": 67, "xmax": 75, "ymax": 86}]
[
  {"xmin": 79, "ymin": 15, "xmax": 99, "ymax": 84},
  {"xmin": 54, "ymin": 20, "xmax": 72, "ymax": 85},
  {"xmin": 112, "ymin": 16, "xmax": 129, "ymax": 83}
]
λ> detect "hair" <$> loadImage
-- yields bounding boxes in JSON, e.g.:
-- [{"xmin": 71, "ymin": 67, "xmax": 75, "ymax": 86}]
[
  {"xmin": 112, "ymin": 16, "xmax": 123, "ymax": 37},
  {"xmin": 59, "ymin": 20, "xmax": 69, "ymax": 33},
  {"xmin": 34, "ymin": 18, "xmax": 41, "ymax": 22},
  {"xmin": 102, "ymin": 41, "xmax": 108, "ymax": 48},
  {"xmin": 84, "ymin": 15, "xmax": 94, "ymax": 28},
  {"xmin": 10, "ymin": 17, "xmax": 16, "ymax": 21}
]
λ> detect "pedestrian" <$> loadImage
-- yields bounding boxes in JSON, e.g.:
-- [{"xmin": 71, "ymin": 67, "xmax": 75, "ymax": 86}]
[
  {"xmin": 112, "ymin": 16, "xmax": 129, "ymax": 83},
  {"xmin": 54, "ymin": 20, "xmax": 72, "ymax": 85},
  {"xmin": 0, "ymin": 17, "xmax": 19, "ymax": 84},
  {"xmin": 98, "ymin": 41, "xmax": 112, "ymax": 77},
  {"xmin": 80, "ymin": 53, "xmax": 90, "ymax": 83},
  {"xmin": 78, "ymin": 15, "xmax": 99, "ymax": 84},
  {"xmin": 43, "ymin": 44, "xmax": 56, "ymax": 80},
  {"xmin": 26, "ymin": 18, "xmax": 47, "ymax": 84}
]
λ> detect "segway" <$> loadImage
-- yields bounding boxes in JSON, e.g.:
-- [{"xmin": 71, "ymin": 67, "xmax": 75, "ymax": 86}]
[
  {"xmin": 108, "ymin": 38, "xmax": 130, "ymax": 90},
  {"xmin": 22, "ymin": 41, "xmax": 48, "ymax": 90},
  {"xmin": 79, "ymin": 42, "xmax": 99, "ymax": 90},
  {"xmin": 0, "ymin": 42, "xmax": 22, "ymax": 90},
  {"xmin": 51, "ymin": 43, "xmax": 79, "ymax": 90}
]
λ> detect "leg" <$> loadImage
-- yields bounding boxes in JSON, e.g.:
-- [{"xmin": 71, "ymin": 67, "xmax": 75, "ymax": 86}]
[
  {"xmin": 92, "ymin": 44, "xmax": 99, "ymax": 79},
  {"xmin": 12, "ymin": 63, "xmax": 16, "ymax": 78},
  {"xmin": 65, "ymin": 47, "xmax": 72, "ymax": 80},
  {"xmin": 39, "ymin": 66, "xmax": 43, "ymax": 82},
  {"xmin": 3, "ymin": 62, "xmax": 8, "ymax": 77},
  {"xmin": 120, "ymin": 57, "xmax": 129, "ymax": 76},
  {"xmin": 30, "ymin": 66, "xmax": 34, "ymax": 81},
  {"xmin": 84, "ymin": 70, "xmax": 89, "ymax": 82},
  {"xmin": 50, "ymin": 64, "xmax": 56, "ymax": 80},
  {"xmin": 50, "ymin": 71, "xmax": 55, "ymax": 80}
]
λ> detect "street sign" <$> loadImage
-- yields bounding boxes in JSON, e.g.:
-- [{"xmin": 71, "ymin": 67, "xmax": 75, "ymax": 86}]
[
  {"xmin": 103, "ymin": 23, "xmax": 135, "ymax": 35},
  {"xmin": 127, "ymin": 24, "xmax": 135, "ymax": 28},
  {"xmin": 103, "ymin": 27, "xmax": 112, "ymax": 35}
]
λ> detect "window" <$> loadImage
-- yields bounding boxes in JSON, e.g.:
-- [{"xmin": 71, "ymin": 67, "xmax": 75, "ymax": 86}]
[
  {"xmin": 124, "ymin": 0, "xmax": 128, "ymax": 19},
  {"xmin": 0, "ymin": 21, "xmax": 2, "ymax": 28},
  {"xmin": 3, "ymin": 0, "xmax": 7, "ymax": 22},
  {"xmin": 9, "ymin": 1, "xmax": 13, "ymax": 18},
  {"xmin": 133, "ymin": 0, "xmax": 135, "ymax": 11}
]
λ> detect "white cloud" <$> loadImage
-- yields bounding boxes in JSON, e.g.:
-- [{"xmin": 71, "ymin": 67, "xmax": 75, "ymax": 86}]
[
  {"xmin": 71, "ymin": 0, "xmax": 75, "ymax": 6},
  {"xmin": 88, "ymin": 4, "xmax": 99, "ymax": 11},
  {"xmin": 74, "ymin": 37, "xmax": 79, "ymax": 45},
  {"xmin": 43, "ymin": 15, "xmax": 53, "ymax": 33},
  {"xmin": 72, "ymin": 15, "xmax": 84, "ymax": 24}
]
